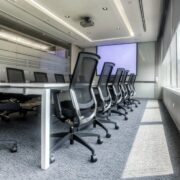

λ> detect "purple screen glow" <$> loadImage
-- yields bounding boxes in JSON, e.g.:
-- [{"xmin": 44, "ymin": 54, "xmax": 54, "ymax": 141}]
[{"xmin": 97, "ymin": 44, "xmax": 137, "ymax": 75}]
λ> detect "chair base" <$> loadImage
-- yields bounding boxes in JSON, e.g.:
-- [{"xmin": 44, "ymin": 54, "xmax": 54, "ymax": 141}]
[
  {"xmin": 50, "ymin": 127, "xmax": 102, "ymax": 163},
  {"xmin": 0, "ymin": 140, "xmax": 18, "ymax": 153},
  {"xmin": 93, "ymin": 119, "xmax": 111, "ymax": 138},
  {"xmin": 111, "ymin": 109, "xmax": 128, "ymax": 121},
  {"xmin": 97, "ymin": 112, "xmax": 120, "ymax": 129}
]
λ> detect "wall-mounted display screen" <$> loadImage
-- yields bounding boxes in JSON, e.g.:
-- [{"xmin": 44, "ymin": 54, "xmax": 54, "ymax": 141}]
[{"xmin": 97, "ymin": 43, "xmax": 137, "ymax": 75}]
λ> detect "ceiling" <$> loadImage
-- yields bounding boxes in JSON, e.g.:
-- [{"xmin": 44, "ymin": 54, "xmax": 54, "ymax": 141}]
[{"xmin": 0, "ymin": 0, "xmax": 164, "ymax": 47}]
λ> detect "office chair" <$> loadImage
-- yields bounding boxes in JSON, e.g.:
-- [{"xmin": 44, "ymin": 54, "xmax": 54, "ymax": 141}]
[
  {"xmin": 128, "ymin": 74, "xmax": 140, "ymax": 105},
  {"xmin": 125, "ymin": 74, "xmax": 138, "ymax": 108},
  {"xmin": 54, "ymin": 74, "xmax": 65, "ymax": 83},
  {"xmin": 131, "ymin": 74, "xmax": 140, "ymax": 104},
  {"xmin": 0, "ymin": 102, "xmax": 19, "ymax": 153},
  {"xmin": 114, "ymin": 68, "xmax": 129, "ymax": 115},
  {"xmin": 95, "ymin": 62, "xmax": 119, "ymax": 130},
  {"xmin": 119, "ymin": 70, "xmax": 133, "ymax": 112},
  {"xmin": 34, "ymin": 72, "xmax": 48, "ymax": 82},
  {"xmin": 109, "ymin": 68, "xmax": 128, "ymax": 120},
  {"xmin": 7, "ymin": 67, "xmax": 26, "ymax": 83},
  {"xmin": 6, "ymin": 67, "xmax": 40, "ymax": 114},
  {"xmin": 51, "ymin": 52, "xmax": 103, "ymax": 163}
]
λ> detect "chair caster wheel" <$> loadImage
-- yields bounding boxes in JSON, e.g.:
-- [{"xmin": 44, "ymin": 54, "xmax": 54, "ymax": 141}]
[
  {"xmin": 115, "ymin": 125, "xmax": 119, "ymax": 130},
  {"xmin": 106, "ymin": 133, "xmax": 111, "ymax": 138},
  {"xmin": 124, "ymin": 117, "xmax": 128, "ymax": 121},
  {"xmin": 130, "ymin": 109, "xmax": 133, "ymax": 112},
  {"xmin": 125, "ymin": 112, "xmax": 128, "ymax": 115},
  {"xmin": 135, "ymin": 105, "xmax": 138, "ymax": 108},
  {"xmin": 90, "ymin": 154, "xmax": 97, "ymax": 163},
  {"xmin": 10, "ymin": 144, "xmax": 17, "ymax": 153},
  {"xmin": 50, "ymin": 155, "xmax": 55, "ymax": 164},
  {"xmin": 97, "ymin": 138, "xmax": 103, "ymax": 144}
]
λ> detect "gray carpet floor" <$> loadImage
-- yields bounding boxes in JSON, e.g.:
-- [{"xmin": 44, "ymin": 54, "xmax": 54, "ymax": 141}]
[{"xmin": 0, "ymin": 100, "xmax": 180, "ymax": 180}]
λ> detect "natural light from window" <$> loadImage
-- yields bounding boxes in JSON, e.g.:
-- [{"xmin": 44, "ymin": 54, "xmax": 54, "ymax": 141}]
[{"xmin": 122, "ymin": 100, "xmax": 173, "ymax": 179}]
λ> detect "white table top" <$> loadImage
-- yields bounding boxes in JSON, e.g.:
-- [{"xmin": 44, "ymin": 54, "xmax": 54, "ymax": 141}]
[
  {"xmin": 0, "ymin": 83, "xmax": 69, "ymax": 88},
  {"xmin": 0, "ymin": 82, "xmax": 98, "ymax": 89}
]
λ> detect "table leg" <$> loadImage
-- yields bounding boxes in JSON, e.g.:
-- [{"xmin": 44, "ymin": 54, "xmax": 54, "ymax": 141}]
[{"xmin": 41, "ymin": 89, "xmax": 50, "ymax": 170}]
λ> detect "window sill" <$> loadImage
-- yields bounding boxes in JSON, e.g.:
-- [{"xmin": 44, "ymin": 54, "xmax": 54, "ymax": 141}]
[{"xmin": 163, "ymin": 86, "xmax": 180, "ymax": 96}]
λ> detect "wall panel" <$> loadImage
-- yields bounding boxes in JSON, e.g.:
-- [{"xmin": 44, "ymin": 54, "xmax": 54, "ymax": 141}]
[{"xmin": 0, "ymin": 39, "xmax": 70, "ymax": 82}]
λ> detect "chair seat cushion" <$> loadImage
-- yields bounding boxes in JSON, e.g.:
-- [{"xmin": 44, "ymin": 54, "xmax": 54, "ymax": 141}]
[
  {"xmin": 61, "ymin": 100, "xmax": 76, "ymax": 119},
  {"xmin": 0, "ymin": 102, "xmax": 21, "ymax": 111}
]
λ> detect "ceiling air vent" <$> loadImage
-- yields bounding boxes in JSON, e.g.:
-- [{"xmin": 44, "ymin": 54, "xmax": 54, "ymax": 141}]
[
  {"xmin": 139, "ymin": 0, "xmax": 146, "ymax": 32},
  {"xmin": 80, "ymin": 16, "xmax": 94, "ymax": 28}
]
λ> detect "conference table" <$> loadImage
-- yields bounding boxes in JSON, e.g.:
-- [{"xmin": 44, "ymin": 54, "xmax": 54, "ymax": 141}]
[
  {"xmin": 0, "ymin": 82, "xmax": 100, "ymax": 170},
  {"xmin": 0, "ymin": 83, "xmax": 70, "ymax": 170}
]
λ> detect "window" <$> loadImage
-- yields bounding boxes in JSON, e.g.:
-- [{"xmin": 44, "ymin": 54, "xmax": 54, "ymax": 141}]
[
  {"xmin": 162, "ymin": 25, "xmax": 179, "ymax": 88},
  {"xmin": 170, "ymin": 35, "xmax": 177, "ymax": 87},
  {"xmin": 177, "ymin": 25, "xmax": 180, "ymax": 87},
  {"xmin": 163, "ymin": 50, "xmax": 171, "ymax": 86}
]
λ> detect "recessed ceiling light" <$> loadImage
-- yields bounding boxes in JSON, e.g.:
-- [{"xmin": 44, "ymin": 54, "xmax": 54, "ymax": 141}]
[
  {"xmin": 102, "ymin": 7, "xmax": 108, "ymax": 11},
  {"xmin": 65, "ymin": 15, "xmax": 70, "ymax": 18},
  {"xmin": 7, "ymin": 0, "xmax": 17, "ymax": 3},
  {"xmin": 116, "ymin": 26, "xmax": 120, "ymax": 30}
]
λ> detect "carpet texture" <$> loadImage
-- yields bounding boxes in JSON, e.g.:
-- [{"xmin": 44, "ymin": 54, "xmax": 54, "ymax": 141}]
[{"xmin": 0, "ymin": 100, "xmax": 180, "ymax": 180}]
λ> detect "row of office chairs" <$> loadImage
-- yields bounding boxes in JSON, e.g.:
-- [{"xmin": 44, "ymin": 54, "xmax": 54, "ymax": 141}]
[
  {"xmin": 0, "ymin": 52, "xmax": 139, "ymax": 164},
  {"xmin": 50, "ymin": 52, "xmax": 140, "ymax": 163},
  {"xmin": 6, "ymin": 67, "xmax": 67, "ymax": 83}
]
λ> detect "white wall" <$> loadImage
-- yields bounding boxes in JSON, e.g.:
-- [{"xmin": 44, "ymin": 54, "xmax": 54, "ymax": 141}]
[
  {"xmin": 136, "ymin": 42, "xmax": 156, "ymax": 98},
  {"xmin": 0, "ymin": 39, "xmax": 70, "ymax": 82},
  {"xmin": 70, "ymin": 44, "xmax": 82, "ymax": 74}
]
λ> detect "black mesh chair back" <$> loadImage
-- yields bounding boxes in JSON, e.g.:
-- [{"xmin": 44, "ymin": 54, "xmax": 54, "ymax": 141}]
[
  {"xmin": 98, "ymin": 62, "xmax": 115, "ymax": 101},
  {"xmin": 109, "ymin": 76, "xmax": 115, "ymax": 83},
  {"xmin": 122, "ymin": 70, "xmax": 129, "ymax": 83},
  {"xmin": 55, "ymin": 74, "xmax": 65, "ymax": 83},
  {"xmin": 118, "ymin": 69, "xmax": 129, "ymax": 98},
  {"xmin": 34, "ymin": 72, "xmax": 48, "ymax": 83},
  {"xmin": 113, "ymin": 68, "xmax": 124, "ymax": 94},
  {"xmin": 132, "ymin": 74, "xmax": 136, "ymax": 83},
  {"xmin": 131, "ymin": 74, "xmax": 136, "ymax": 90},
  {"xmin": 119, "ymin": 69, "xmax": 125, "ymax": 84},
  {"xmin": 126, "ymin": 73, "xmax": 134, "ymax": 95},
  {"xmin": 6, "ymin": 67, "xmax": 25, "ymax": 83},
  {"xmin": 70, "ymin": 52, "xmax": 99, "ymax": 125},
  {"xmin": 127, "ymin": 73, "xmax": 133, "ymax": 84}
]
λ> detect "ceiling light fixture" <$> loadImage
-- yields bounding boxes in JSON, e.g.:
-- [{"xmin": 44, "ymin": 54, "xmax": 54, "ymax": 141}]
[
  {"xmin": 102, "ymin": 7, "xmax": 108, "ymax": 11},
  {"xmin": 113, "ymin": 0, "xmax": 134, "ymax": 36},
  {"xmin": 116, "ymin": 26, "xmax": 121, "ymax": 30},
  {"xmin": 0, "ymin": 29, "xmax": 50, "ymax": 51},
  {"xmin": 25, "ymin": 0, "xmax": 92, "ymax": 42},
  {"xmin": 64, "ymin": 15, "xmax": 70, "ymax": 18}
]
